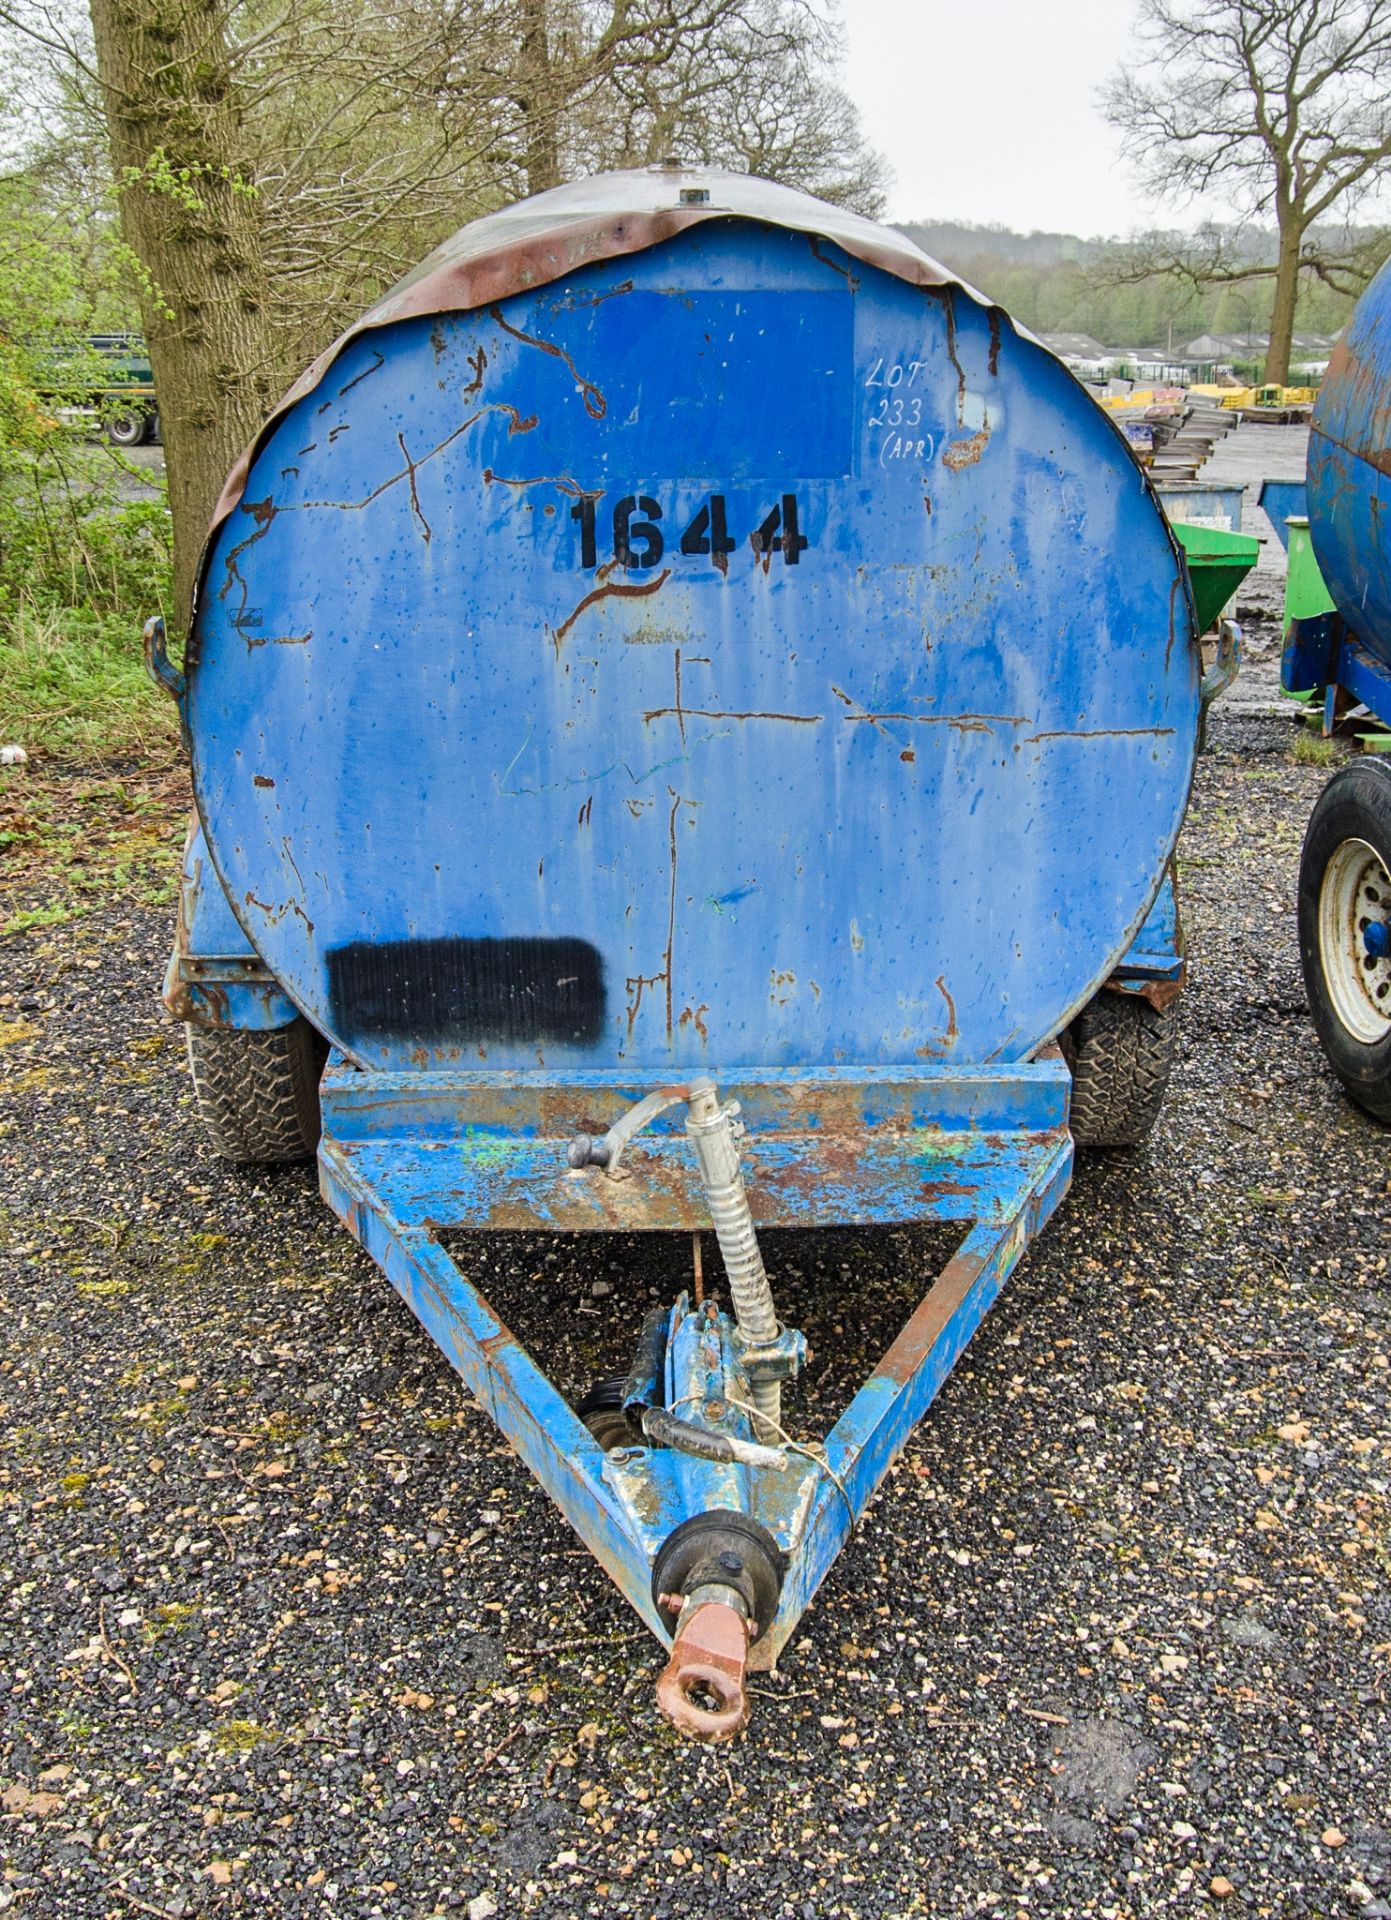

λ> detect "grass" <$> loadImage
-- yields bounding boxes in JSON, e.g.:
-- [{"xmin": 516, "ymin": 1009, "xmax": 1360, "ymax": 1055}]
[
  {"xmin": 0, "ymin": 607, "xmax": 178, "ymax": 764},
  {"xmin": 76, "ymin": 1277, "xmax": 134, "ymax": 1303},
  {"xmin": 141, "ymin": 1602, "xmax": 201, "ymax": 1646},
  {"xmin": 2, "ymin": 902, "xmax": 78, "ymax": 935},
  {"xmin": 213, "ymin": 1720, "xmax": 275, "ymax": 1755},
  {"xmin": 0, "ymin": 766, "xmax": 184, "ymax": 938},
  {"xmin": 0, "ymin": 552, "xmax": 188, "ymax": 937},
  {"xmin": 1292, "ymin": 727, "xmax": 1341, "ymax": 768}
]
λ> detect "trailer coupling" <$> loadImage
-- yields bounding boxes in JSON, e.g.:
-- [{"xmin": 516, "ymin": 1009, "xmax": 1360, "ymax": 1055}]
[{"xmin": 568, "ymin": 1078, "xmax": 807, "ymax": 1735}]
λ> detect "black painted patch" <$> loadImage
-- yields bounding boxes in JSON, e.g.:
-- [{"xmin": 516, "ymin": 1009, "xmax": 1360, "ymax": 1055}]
[{"xmin": 327, "ymin": 936, "xmax": 605, "ymax": 1048}]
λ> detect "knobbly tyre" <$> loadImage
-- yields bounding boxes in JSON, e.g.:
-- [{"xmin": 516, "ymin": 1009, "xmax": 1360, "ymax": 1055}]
[
  {"xmin": 146, "ymin": 167, "xmax": 1248, "ymax": 1740},
  {"xmin": 1271, "ymin": 256, "xmax": 1391, "ymax": 1119}
]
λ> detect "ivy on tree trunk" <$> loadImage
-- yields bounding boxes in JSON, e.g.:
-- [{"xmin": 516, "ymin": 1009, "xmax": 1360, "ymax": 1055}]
[{"xmin": 87, "ymin": 0, "xmax": 276, "ymax": 628}]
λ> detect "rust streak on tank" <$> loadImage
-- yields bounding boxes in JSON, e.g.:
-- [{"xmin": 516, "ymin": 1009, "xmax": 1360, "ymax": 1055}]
[
  {"xmin": 935, "ymin": 974, "xmax": 959, "ymax": 1046},
  {"xmin": 337, "ymin": 349, "xmax": 385, "ymax": 397},
  {"xmin": 482, "ymin": 470, "xmax": 601, "ymax": 501},
  {"xmin": 244, "ymin": 890, "xmax": 314, "ymax": 934},
  {"xmin": 809, "ymin": 235, "xmax": 860, "ymax": 290},
  {"xmin": 488, "ymin": 305, "xmax": 607, "ymax": 419},
  {"xmin": 982, "ymin": 1026, "xmax": 1024, "ymax": 1062},
  {"xmin": 290, "ymin": 405, "xmax": 537, "ymax": 516},
  {"xmin": 623, "ymin": 799, "xmax": 690, "ymax": 1043},
  {"xmin": 834, "ymin": 686, "xmax": 1027, "ymax": 732},
  {"xmin": 943, "ymin": 428, "xmax": 990, "ymax": 472},
  {"xmin": 397, "ymin": 433, "xmax": 432, "ymax": 542},
  {"xmin": 678, "ymin": 1003, "xmax": 710, "ymax": 1041},
  {"xmin": 625, "ymin": 971, "xmax": 663, "ymax": 1042},
  {"xmin": 547, "ymin": 279, "xmax": 635, "ymax": 313},
  {"xmin": 219, "ymin": 495, "xmax": 277, "ymax": 625},
  {"xmin": 551, "ymin": 567, "xmax": 672, "ymax": 649},
  {"xmin": 663, "ymin": 789, "xmax": 685, "ymax": 1041},
  {"xmin": 928, "ymin": 286, "xmax": 968, "ymax": 418},
  {"xmin": 1024, "ymin": 726, "xmax": 1176, "ymax": 744},
  {"xmin": 642, "ymin": 707, "xmax": 822, "ymax": 726}
]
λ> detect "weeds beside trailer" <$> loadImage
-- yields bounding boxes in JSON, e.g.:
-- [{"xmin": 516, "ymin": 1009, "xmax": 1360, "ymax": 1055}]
[{"xmin": 148, "ymin": 168, "xmax": 1240, "ymax": 1738}]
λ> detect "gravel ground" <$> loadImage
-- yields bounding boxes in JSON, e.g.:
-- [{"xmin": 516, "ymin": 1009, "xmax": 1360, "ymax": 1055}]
[
  {"xmin": 1, "ymin": 426, "xmax": 1388, "ymax": 1919},
  {"xmin": 113, "ymin": 445, "xmax": 165, "ymax": 506}
]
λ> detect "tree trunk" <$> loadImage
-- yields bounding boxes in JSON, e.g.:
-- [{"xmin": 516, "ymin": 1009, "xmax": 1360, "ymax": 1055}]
[
  {"xmin": 87, "ymin": 0, "xmax": 277, "ymax": 629},
  {"xmin": 518, "ymin": 0, "xmax": 562, "ymax": 195},
  {"xmin": 1264, "ymin": 216, "xmax": 1302, "ymax": 385}
]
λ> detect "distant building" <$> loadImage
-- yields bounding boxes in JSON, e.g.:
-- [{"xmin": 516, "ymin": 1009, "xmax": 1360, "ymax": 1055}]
[
  {"xmin": 1183, "ymin": 330, "xmax": 1335, "ymax": 365},
  {"xmin": 1036, "ymin": 332, "xmax": 1118, "ymax": 380},
  {"xmin": 1037, "ymin": 325, "xmax": 1335, "ymax": 389},
  {"xmin": 1036, "ymin": 331, "xmax": 1108, "ymax": 361},
  {"xmin": 1123, "ymin": 351, "xmax": 1194, "ymax": 383}
]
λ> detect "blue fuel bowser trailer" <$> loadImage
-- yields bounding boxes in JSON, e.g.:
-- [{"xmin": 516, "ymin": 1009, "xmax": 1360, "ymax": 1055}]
[
  {"xmin": 147, "ymin": 169, "xmax": 1244, "ymax": 1739},
  {"xmin": 1279, "ymin": 254, "xmax": 1391, "ymax": 1118}
]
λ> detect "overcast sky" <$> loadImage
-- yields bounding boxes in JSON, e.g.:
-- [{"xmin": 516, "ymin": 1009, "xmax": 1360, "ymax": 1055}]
[{"xmin": 841, "ymin": 0, "xmax": 1165, "ymax": 237}]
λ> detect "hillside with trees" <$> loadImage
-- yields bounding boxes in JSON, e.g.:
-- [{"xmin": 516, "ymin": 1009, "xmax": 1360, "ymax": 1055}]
[
  {"xmin": 1104, "ymin": 0, "xmax": 1391, "ymax": 381},
  {"xmin": 897, "ymin": 218, "xmax": 1376, "ymax": 351}
]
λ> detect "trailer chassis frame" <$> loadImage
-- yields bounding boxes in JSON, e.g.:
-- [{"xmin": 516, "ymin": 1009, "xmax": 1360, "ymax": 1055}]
[{"xmin": 316, "ymin": 1055, "xmax": 1073, "ymax": 1724}]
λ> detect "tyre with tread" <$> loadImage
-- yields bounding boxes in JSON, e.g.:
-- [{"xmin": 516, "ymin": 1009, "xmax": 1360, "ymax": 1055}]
[
  {"xmin": 1297, "ymin": 756, "xmax": 1391, "ymax": 1120},
  {"xmin": 574, "ymin": 1377, "xmax": 635, "ymax": 1452},
  {"xmin": 1062, "ymin": 990, "xmax": 1178, "ymax": 1147},
  {"xmin": 185, "ymin": 1020, "xmax": 326, "ymax": 1163}
]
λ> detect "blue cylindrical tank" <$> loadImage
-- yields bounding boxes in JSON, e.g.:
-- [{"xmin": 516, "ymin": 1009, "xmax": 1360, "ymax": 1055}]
[
  {"xmin": 186, "ymin": 168, "xmax": 1200, "ymax": 1074},
  {"xmin": 1307, "ymin": 255, "xmax": 1391, "ymax": 655}
]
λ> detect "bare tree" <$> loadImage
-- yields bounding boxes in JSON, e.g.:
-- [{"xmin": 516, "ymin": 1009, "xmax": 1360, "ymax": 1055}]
[
  {"xmin": 577, "ymin": 0, "xmax": 887, "ymax": 212},
  {"xmin": 1105, "ymin": 0, "xmax": 1391, "ymax": 381},
  {"xmin": 2, "ymin": 0, "xmax": 882, "ymax": 618},
  {"xmin": 242, "ymin": 0, "xmax": 516, "ymax": 371},
  {"xmin": 494, "ymin": 0, "xmax": 885, "ymax": 211}
]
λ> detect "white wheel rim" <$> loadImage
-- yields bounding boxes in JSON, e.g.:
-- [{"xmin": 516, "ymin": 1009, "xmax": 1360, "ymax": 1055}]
[{"xmin": 1318, "ymin": 836, "xmax": 1391, "ymax": 1043}]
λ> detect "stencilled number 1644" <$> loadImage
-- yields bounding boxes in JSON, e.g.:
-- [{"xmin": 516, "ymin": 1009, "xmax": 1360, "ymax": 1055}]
[{"xmin": 569, "ymin": 491, "xmax": 810, "ymax": 569}]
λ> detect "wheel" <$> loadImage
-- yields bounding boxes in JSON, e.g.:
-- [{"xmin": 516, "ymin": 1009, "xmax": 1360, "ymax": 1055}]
[
  {"xmin": 1062, "ymin": 990, "xmax": 1179, "ymax": 1147},
  {"xmin": 1298, "ymin": 758, "xmax": 1391, "ymax": 1119},
  {"xmin": 574, "ymin": 1377, "xmax": 634, "ymax": 1452},
  {"xmin": 184, "ymin": 1020, "xmax": 327, "ymax": 1163},
  {"xmin": 107, "ymin": 410, "xmax": 151, "ymax": 447}
]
